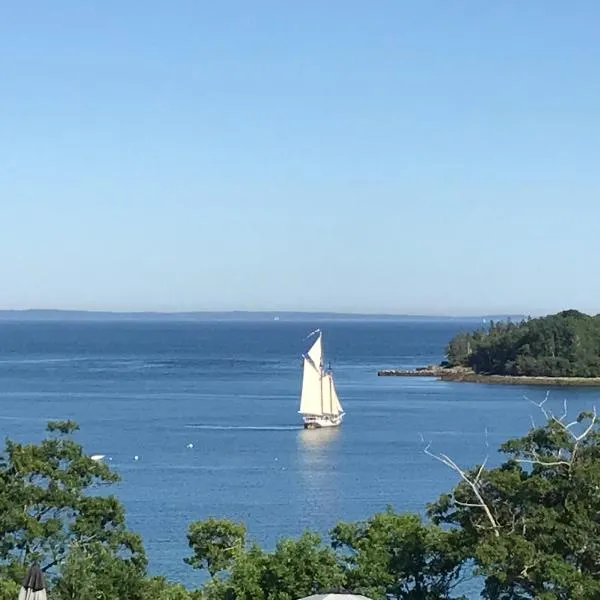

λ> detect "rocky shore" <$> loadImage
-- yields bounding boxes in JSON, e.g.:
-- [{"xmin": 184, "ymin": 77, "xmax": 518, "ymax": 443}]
[
  {"xmin": 377, "ymin": 364, "xmax": 470, "ymax": 377},
  {"xmin": 376, "ymin": 365, "xmax": 600, "ymax": 386}
]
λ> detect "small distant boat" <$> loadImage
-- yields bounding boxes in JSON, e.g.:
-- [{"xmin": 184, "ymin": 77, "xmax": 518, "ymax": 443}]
[
  {"xmin": 90, "ymin": 454, "xmax": 105, "ymax": 461},
  {"xmin": 298, "ymin": 330, "xmax": 344, "ymax": 429}
]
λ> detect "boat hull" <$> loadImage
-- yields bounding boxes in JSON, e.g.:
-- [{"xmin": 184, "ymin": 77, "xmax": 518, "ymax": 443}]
[{"xmin": 302, "ymin": 413, "xmax": 344, "ymax": 429}]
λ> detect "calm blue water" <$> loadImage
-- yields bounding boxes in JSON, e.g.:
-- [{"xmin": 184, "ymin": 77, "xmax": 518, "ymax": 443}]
[{"xmin": 0, "ymin": 319, "xmax": 597, "ymax": 596}]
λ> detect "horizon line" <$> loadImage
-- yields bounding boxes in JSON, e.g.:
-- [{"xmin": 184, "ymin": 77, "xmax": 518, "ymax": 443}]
[{"xmin": 0, "ymin": 308, "xmax": 531, "ymax": 320}]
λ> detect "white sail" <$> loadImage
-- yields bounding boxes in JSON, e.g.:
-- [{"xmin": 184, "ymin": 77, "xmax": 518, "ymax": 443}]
[
  {"xmin": 321, "ymin": 372, "xmax": 332, "ymax": 414},
  {"xmin": 299, "ymin": 357, "xmax": 322, "ymax": 415},
  {"xmin": 306, "ymin": 333, "xmax": 322, "ymax": 369},
  {"xmin": 299, "ymin": 330, "xmax": 344, "ymax": 427},
  {"xmin": 329, "ymin": 374, "xmax": 343, "ymax": 415}
]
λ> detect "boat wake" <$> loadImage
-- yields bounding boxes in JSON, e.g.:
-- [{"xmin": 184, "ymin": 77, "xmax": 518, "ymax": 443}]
[{"xmin": 185, "ymin": 424, "xmax": 302, "ymax": 431}]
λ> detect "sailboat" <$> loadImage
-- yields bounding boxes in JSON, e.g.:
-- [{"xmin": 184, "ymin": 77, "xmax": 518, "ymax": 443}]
[{"xmin": 298, "ymin": 329, "xmax": 344, "ymax": 429}]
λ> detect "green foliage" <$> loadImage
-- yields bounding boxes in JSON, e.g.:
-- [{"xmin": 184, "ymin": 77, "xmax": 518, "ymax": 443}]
[
  {"xmin": 0, "ymin": 578, "xmax": 19, "ymax": 600},
  {"xmin": 46, "ymin": 420, "xmax": 80, "ymax": 435},
  {"xmin": 145, "ymin": 577, "xmax": 203, "ymax": 600},
  {"xmin": 9, "ymin": 410, "xmax": 600, "ymax": 599},
  {"xmin": 444, "ymin": 310, "xmax": 600, "ymax": 377},
  {"xmin": 53, "ymin": 541, "xmax": 148, "ymax": 600},
  {"xmin": 54, "ymin": 545, "xmax": 202, "ymax": 600},
  {"xmin": 428, "ymin": 410, "xmax": 600, "ymax": 599},
  {"xmin": 203, "ymin": 531, "xmax": 345, "ymax": 600},
  {"xmin": 185, "ymin": 517, "xmax": 247, "ymax": 577},
  {"xmin": 0, "ymin": 420, "xmax": 146, "ymax": 592},
  {"xmin": 331, "ymin": 507, "xmax": 466, "ymax": 600}
]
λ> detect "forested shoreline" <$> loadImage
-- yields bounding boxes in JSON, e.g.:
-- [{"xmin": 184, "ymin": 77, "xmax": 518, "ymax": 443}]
[{"xmin": 444, "ymin": 309, "xmax": 600, "ymax": 378}]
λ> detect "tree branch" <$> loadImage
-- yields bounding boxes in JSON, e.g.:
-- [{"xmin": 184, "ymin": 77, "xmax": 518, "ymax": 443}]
[
  {"xmin": 525, "ymin": 390, "xmax": 551, "ymax": 420},
  {"xmin": 515, "ymin": 458, "xmax": 571, "ymax": 467},
  {"xmin": 420, "ymin": 434, "xmax": 500, "ymax": 537},
  {"xmin": 526, "ymin": 398, "xmax": 597, "ymax": 471},
  {"xmin": 548, "ymin": 401, "xmax": 596, "ymax": 443}
]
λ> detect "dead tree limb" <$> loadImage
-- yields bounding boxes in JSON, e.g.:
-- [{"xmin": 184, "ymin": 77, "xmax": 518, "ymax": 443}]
[
  {"xmin": 520, "ymin": 393, "xmax": 597, "ymax": 469},
  {"xmin": 420, "ymin": 433, "xmax": 500, "ymax": 537}
]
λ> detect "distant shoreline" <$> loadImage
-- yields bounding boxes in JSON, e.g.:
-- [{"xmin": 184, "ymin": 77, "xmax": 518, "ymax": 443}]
[
  {"xmin": 377, "ymin": 365, "xmax": 600, "ymax": 387},
  {"xmin": 0, "ymin": 309, "xmax": 527, "ymax": 323}
]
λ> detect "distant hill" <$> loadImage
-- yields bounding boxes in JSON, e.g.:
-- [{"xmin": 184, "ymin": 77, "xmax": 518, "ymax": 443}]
[{"xmin": 0, "ymin": 309, "xmax": 527, "ymax": 323}]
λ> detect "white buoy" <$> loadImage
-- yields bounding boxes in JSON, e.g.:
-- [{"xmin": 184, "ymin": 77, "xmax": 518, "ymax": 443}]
[
  {"xmin": 134, "ymin": 455, "xmax": 139, "ymax": 461},
  {"xmin": 187, "ymin": 443, "xmax": 194, "ymax": 449}
]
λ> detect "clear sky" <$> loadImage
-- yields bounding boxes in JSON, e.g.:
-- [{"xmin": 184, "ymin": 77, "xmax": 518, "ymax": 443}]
[{"xmin": 1, "ymin": 1, "xmax": 599, "ymax": 315}]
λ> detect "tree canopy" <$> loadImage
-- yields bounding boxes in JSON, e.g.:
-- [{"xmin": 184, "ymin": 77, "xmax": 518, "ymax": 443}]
[
  {"xmin": 3, "ymin": 407, "xmax": 600, "ymax": 599},
  {"xmin": 0, "ymin": 421, "xmax": 189, "ymax": 600},
  {"xmin": 444, "ymin": 310, "xmax": 600, "ymax": 377},
  {"xmin": 426, "ymin": 403, "xmax": 600, "ymax": 599},
  {"xmin": 331, "ymin": 509, "xmax": 465, "ymax": 599}
]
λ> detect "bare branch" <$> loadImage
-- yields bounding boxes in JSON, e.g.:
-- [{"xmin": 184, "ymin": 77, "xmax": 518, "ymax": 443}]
[
  {"xmin": 516, "ymin": 458, "xmax": 571, "ymax": 467},
  {"xmin": 550, "ymin": 405, "xmax": 596, "ymax": 442},
  {"xmin": 575, "ymin": 406, "xmax": 597, "ymax": 442},
  {"xmin": 422, "ymin": 436, "xmax": 500, "ymax": 537},
  {"xmin": 474, "ymin": 457, "xmax": 488, "ymax": 485},
  {"xmin": 520, "ymin": 562, "xmax": 537, "ymax": 578},
  {"xmin": 558, "ymin": 398, "xmax": 568, "ymax": 422},
  {"xmin": 527, "ymin": 398, "xmax": 598, "ymax": 470},
  {"xmin": 527, "ymin": 390, "xmax": 550, "ymax": 419},
  {"xmin": 454, "ymin": 499, "xmax": 485, "ymax": 508}
]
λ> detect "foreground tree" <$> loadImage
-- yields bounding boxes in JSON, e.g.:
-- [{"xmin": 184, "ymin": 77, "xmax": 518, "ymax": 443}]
[
  {"xmin": 331, "ymin": 508, "xmax": 467, "ymax": 600},
  {"xmin": 143, "ymin": 576, "xmax": 203, "ymax": 600},
  {"xmin": 0, "ymin": 421, "xmax": 146, "ymax": 595},
  {"xmin": 185, "ymin": 517, "xmax": 247, "ymax": 577},
  {"xmin": 427, "ymin": 400, "xmax": 600, "ymax": 599},
  {"xmin": 198, "ymin": 529, "xmax": 345, "ymax": 600},
  {"xmin": 0, "ymin": 579, "xmax": 19, "ymax": 600},
  {"xmin": 8, "ymin": 403, "xmax": 600, "ymax": 600},
  {"xmin": 54, "ymin": 543, "xmax": 201, "ymax": 600}
]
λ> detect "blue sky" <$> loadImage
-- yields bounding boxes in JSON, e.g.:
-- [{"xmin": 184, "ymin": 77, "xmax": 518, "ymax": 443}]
[{"xmin": 1, "ymin": 1, "xmax": 598, "ymax": 315}]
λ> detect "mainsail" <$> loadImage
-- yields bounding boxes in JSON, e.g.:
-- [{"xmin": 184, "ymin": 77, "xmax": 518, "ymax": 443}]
[
  {"xmin": 299, "ymin": 355, "xmax": 322, "ymax": 415},
  {"xmin": 306, "ymin": 332, "xmax": 322, "ymax": 368},
  {"xmin": 299, "ymin": 332, "xmax": 343, "ymax": 417}
]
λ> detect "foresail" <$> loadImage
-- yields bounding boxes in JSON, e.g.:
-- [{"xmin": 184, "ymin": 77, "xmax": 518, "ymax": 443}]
[{"xmin": 299, "ymin": 357, "xmax": 322, "ymax": 415}]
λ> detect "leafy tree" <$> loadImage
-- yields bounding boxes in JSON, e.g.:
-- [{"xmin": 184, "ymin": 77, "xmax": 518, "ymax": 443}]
[
  {"xmin": 54, "ymin": 544, "xmax": 202, "ymax": 600},
  {"xmin": 445, "ymin": 333, "xmax": 473, "ymax": 367},
  {"xmin": 0, "ymin": 578, "xmax": 19, "ymax": 600},
  {"xmin": 261, "ymin": 532, "xmax": 344, "ymax": 599},
  {"xmin": 427, "ymin": 407, "xmax": 600, "ymax": 599},
  {"xmin": 199, "ymin": 530, "xmax": 345, "ymax": 600},
  {"xmin": 143, "ymin": 576, "xmax": 203, "ymax": 600},
  {"xmin": 185, "ymin": 517, "xmax": 247, "ymax": 577},
  {"xmin": 331, "ymin": 507, "xmax": 466, "ymax": 600},
  {"xmin": 53, "ymin": 541, "xmax": 149, "ymax": 600},
  {"xmin": 0, "ymin": 421, "xmax": 146, "ymax": 591},
  {"xmin": 10, "ymin": 406, "xmax": 600, "ymax": 600}
]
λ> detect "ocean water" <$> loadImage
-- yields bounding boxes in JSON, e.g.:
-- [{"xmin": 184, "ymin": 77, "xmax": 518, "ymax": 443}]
[{"xmin": 0, "ymin": 319, "xmax": 598, "ymax": 595}]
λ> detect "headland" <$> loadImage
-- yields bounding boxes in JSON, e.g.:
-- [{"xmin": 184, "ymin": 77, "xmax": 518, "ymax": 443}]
[{"xmin": 378, "ymin": 309, "xmax": 600, "ymax": 387}]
